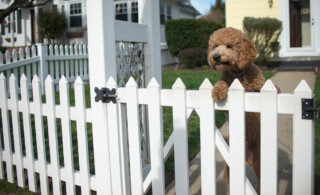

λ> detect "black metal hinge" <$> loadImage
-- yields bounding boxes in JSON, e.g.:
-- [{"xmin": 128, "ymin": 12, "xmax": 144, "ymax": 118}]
[
  {"xmin": 302, "ymin": 98, "xmax": 320, "ymax": 120},
  {"xmin": 94, "ymin": 87, "xmax": 117, "ymax": 104}
]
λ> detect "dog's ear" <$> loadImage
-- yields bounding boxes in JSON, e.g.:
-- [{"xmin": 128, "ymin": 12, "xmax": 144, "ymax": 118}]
[
  {"xmin": 238, "ymin": 38, "xmax": 257, "ymax": 69},
  {"xmin": 207, "ymin": 35, "xmax": 217, "ymax": 70}
]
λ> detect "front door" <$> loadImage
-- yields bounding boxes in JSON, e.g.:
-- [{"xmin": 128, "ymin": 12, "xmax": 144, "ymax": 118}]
[{"xmin": 289, "ymin": 0, "xmax": 313, "ymax": 49}]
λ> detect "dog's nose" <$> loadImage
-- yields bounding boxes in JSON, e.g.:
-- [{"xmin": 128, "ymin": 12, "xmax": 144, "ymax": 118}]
[{"xmin": 213, "ymin": 54, "xmax": 221, "ymax": 62}]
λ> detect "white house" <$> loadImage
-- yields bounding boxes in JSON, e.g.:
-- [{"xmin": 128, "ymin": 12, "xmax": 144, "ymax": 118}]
[{"xmin": 0, "ymin": 0, "xmax": 200, "ymax": 65}]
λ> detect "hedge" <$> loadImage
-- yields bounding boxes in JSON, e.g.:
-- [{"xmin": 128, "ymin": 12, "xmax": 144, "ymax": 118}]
[
  {"xmin": 243, "ymin": 17, "xmax": 282, "ymax": 66},
  {"xmin": 165, "ymin": 19, "xmax": 224, "ymax": 56}
]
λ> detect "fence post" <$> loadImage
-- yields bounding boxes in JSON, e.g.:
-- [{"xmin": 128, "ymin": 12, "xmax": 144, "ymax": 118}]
[
  {"xmin": 87, "ymin": 0, "xmax": 117, "ymax": 194},
  {"xmin": 36, "ymin": 43, "xmax": 48, "ymax": 94},
  {"xmin": 293, "ymin": 80, "xmax": 314, "ymax": 195}
]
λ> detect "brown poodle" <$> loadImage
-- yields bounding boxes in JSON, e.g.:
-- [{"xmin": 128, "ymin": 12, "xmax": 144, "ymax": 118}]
[{"xmin": 207, "ymin": 27, "xmax": 272, "ymax": 194}]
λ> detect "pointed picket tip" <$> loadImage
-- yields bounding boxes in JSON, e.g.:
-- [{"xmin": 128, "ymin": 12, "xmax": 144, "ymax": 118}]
[
  {"xmin": 147, "ymin": 77, "xmax": 160, "ymax": 88},
  {"xmin": 59, "ymin": 75, "xmax": 68, "ymax": 84},
  {"xmin": 261, "ymin": 79, "xmax": 277, "ymax": 92},
  {"xmin": 199, "ymin": 78, "xmax": 213, "ymax": 90},
  {"xmin": 32, "ymin": 75, "xmax": 40, "ymax": 82},
  {"xmin": 75, "ymin": 76, "xmax": 84, "ymax": 85},
  {"xmin": 229, "ymin": 79, "xmax": 244, "ymax": 90},
  {"xmin": 20, "ymin": 74, "xmax": 28, "ymax": 82},
  {"xmin": 172, "ymin": 78, "xmax": 186, "ymax": 89},
  {"xmin": 9, "ymin": 73, "xmax": 17, "ymax": 81},
  {"xmin": 0, "ymin": 73, "xmax": 5, "ymax": 79},
  {"xmin": 294, "ymin": 80, "xmax": 312, "ymax": 93},
  {"xmin": 126, "ymin": 77, "xmax": 138, "ymax": 87},
  {"xmin": 106, "ymin": 77, "xmax": 117, "ymax": 87},
  {"xmin": 45, "ymin": 75, "xmax": 54, "ymax": 83}
]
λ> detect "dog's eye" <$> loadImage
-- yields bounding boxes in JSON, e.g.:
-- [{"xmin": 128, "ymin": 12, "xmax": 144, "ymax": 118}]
[
  {"xmin": 227, "ymin": 45, "xmax": 232, "ymax": 49},
  {"xmin": 214, "ymin": 44, "xmax": 218, "ymax": 48}
]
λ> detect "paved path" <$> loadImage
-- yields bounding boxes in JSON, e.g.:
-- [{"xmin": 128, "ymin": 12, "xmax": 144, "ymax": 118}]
[{"xmin": 165, "ymin": 71, "xmax": 316, "ymax": 195}]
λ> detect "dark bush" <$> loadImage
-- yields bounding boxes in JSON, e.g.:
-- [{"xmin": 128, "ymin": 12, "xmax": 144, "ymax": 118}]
[
  {"xmin": 38, "ymin": 8, "xmax": 67, "ymax": 44},
  {"xmin": 178, "ymin": 48, "xmax": 208, "ymax": 68},
  {"xmin": 165, "ymin": 19, "xmax": 223, "ymax": 56},
  {"xmin": 243, "ymin": 17, "xmax": 282, "ymax": 66}
]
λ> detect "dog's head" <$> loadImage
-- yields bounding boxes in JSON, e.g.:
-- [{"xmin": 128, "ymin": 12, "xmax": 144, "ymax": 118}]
[{"xmin": 207, "ymin": 27, "xmax": 257, "ymax": 72}]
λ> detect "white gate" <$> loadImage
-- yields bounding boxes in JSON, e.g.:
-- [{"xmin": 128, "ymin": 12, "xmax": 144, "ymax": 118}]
[{"xmin": 0, "ymin": 74, "xmax": 315, "ymax": 194}]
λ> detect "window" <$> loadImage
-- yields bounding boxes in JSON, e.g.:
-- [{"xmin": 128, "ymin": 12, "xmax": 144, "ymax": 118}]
[
  {"xmin": 115, "ymin": 3, "xmax": 128, "ymax": 21},
  {"xmin": 1, "ymin": 21, "xmax": 5, "ymax": 35},
  {"xmin": 17, "ymin": 9, "xmax": 22, "ymax": 34},
  {"xmin": 166, "ymin": 6, "xmax": 172, "ymax": 20},
  {"xmin": 70, "ymin": 3, "xmax": 82, "ymax": 28},
  {"xmin": 160, "ymin": 4, "xmax": 165, "ymax": 24},
  {"xmin": 131, "ymin": 2, "xmax": 138, "ymax": 23}
]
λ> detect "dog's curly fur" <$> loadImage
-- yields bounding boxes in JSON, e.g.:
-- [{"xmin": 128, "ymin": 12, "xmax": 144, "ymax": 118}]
[{"xmin": 208, "ymin": 27, "xmax": 273, "ymax": 194}]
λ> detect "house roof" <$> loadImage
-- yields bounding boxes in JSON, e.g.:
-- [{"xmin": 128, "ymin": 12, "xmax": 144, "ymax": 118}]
[{"xmin": 179, "ymin": 2, "xmax": 200, "ymax": 16}]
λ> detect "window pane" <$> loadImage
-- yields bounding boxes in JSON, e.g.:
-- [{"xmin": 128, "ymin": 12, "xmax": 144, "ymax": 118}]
[
  {"xmin": 70, "ymin": 16, "xmax": 82, "ymax": 27},
  {"xmin": 17, "ymin": 9, "xmax": 22, "ymax": 34},
  {"xmin": 116, "ymin": 14, "xmax": 128, "ymax": 21}
]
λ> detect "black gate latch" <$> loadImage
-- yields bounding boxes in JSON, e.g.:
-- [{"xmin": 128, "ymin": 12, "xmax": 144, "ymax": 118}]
[
  {"xmin": 302, "ymin": 98, "xmax": 320, "ymax": 120},
  {"xmin": 94, "ymin": 87, "xmax": 117, "ymax": 104}
]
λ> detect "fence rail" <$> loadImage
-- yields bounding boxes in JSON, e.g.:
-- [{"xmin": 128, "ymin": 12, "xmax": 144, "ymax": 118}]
[{"xmin": 0, "ymin": 74, "xmax": 314, "ymax": 194}]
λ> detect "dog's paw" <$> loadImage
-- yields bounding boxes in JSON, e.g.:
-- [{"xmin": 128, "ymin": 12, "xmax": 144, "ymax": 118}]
[{"xmin": 212, "ymin": 81, "xmax": 228, "ymax": 101}]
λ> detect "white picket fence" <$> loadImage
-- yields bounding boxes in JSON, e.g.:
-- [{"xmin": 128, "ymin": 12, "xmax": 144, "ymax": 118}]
[
  {"xmin": 0, "ymin": 44, "xmax": 89, "ymax": 95},
  {"xmin": 0, "ymin": 73, "xmax": 314, "ymax": 194}
]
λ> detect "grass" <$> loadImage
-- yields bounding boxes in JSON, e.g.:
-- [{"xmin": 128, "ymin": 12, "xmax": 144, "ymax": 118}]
[{"xmin": 0, "ymin": 69, "xmax": 277, "ymax": 193}]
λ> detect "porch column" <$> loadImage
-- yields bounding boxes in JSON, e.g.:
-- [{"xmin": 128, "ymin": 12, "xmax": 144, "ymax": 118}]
[
  {"xmin": 34, "ymin": 5, "xmax": 39, "ymax": 43},
  {"xmin": 87, "ymin": 0, "xmax": 117, "ymax": 194},
  {"xmin": 138, "ymin": 0, "xmax": 162, "ymax": 85}
]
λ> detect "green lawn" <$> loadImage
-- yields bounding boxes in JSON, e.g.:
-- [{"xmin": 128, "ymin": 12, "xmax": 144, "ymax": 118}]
[{"xmin": 0, "ymin": 69, "xmax": 283, "ymax": 194}]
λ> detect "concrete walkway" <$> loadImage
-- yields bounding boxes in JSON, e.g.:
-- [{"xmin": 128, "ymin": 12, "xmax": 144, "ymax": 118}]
[{"xmin": 165, "ymin": 71, "xmax": 316, "ymax": 195}]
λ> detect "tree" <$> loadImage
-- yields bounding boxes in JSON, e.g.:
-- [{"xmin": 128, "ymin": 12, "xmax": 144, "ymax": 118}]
[
  {"xmin": 0, "ymin": 0, "xmax": 52, "ymax": 22},
  {"xmin": 202, "ymin": 0, "xmax": 225, "ymax": 25},
  {"xmin": 38, "ymin": 8, "xmax": 67, "ymax": 44}
]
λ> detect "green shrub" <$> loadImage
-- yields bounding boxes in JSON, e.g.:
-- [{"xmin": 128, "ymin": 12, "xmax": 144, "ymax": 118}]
[
  {"xmin": 165, "ymin": 19, "xmax": 223, "ymax": 56},
  {"xmin": 0, "ymin": 46, "xmax": 7, "ymax": 54},
  {"xmin": 243, "ymin": 17, "xmax": 282, "ymax": 66},
  {"xmin": 178, "ymin": 48, "xmax": 208, "ymax": 68},
  {"xmin": 38, "ymin": 8, "xmax": 67, "ymax": 44}
]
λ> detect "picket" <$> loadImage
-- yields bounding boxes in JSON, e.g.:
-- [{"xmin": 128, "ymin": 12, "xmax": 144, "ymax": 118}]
[
  {"xmin": 126, "ymin": 77, "xmax": 144, "ymax": 195},
  {"xmin": 260, "ymin": 80, "xmax": 278, "ymax": 194},
  {"xmin": 74, "ymin": 77, "xmax": 91, "ymax": 195},
  {"xmin": 49, "ymin": 45, "xmax": 55, "ymax": 78},
  {"xmin": 32, "ymin": 75, "xmax": 49, "ymax": 195},
  {"xmin": 146, "ymin": 78, "xmax": 165, "ymax": 195},
  {"xmin": 228, "ymin": 79, "xmax": 246, "ymax": 195},
  {"xmin": 20, "ymin": 75, "xmax": 36, "ymax": 192},
  {"xmin": 106, "ymin": 77, "xmax": 124, "ymax": 195},
  {"xmin": 9, "ymin": 75, "xmax": 25, "ymax": 188},
  {"xmin": 25, "ymin": 47, "xmax": 32, "ymax": 84},
  {"xmin": 31, "ymin": 45, "xmax": 37, "ymax": 78},
  {"xmin": 172, "ymin": 78, "xmax": 189, "ymax": 195},
  {"xmin": 60, "ymin": 45, "xmax": 65, "ymax": 77},
  {"xmin": 65, "ymin": 45, "xmax": 70, "ymax": 79},
  {"xmin": 199, "ymin": 79, "xmax": 216, "ymax": 195},
  {"xmin": 59, "ymin": 76, "xmax": 76, "ymax": 195},
  {"xmin": 0, "ymin": 73, "xmax": 13, "ymax": 183},
  {"xmin": 45, "ymin": 76, "xmax": 62, "ymax": 195}
]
